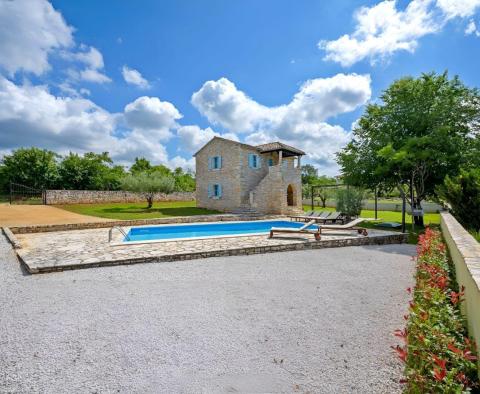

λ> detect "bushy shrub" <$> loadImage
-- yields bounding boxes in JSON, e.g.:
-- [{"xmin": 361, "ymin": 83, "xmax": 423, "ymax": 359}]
[
  {"xmin": 437, "ymin": 169, "xmax": 480, "ymax": 232},
  {"xmin": 394, "ymin": 228, "xmax": 478, "ymax": 392},
  {"xmin": 335, "ymin": 188, "xmax": 363, "ymax": 218}
]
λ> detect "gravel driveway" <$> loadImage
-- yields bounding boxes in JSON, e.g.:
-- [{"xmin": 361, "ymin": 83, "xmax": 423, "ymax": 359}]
[{"xmin": 0, "ymin": 233, "xmax": 415, "ymax": 393}]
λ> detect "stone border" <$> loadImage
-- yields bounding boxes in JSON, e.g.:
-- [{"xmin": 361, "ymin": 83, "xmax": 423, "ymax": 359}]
[
  {"xmin": 440, "ymin": 212, "xmax": 480, "ymax": 374},
  {"xmin": 2, "ymin": 227, "xmax": 22, "ymax": 249},
  {"xmin": 9, "ymin": 214, "xmax": 282, "ymax": 234},
  {"xmin": 20, "ymin": 232, "xmax": 407, "ymax": 274}
]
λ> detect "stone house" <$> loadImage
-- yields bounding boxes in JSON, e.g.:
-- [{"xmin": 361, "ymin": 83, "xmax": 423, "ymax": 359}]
[{"xmin": 194, "ymin": 136, "xmax": 305, "ymax": 215}]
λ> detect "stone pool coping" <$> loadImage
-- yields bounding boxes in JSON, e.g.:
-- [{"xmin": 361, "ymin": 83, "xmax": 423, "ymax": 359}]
[
  {"xmin": 16, "ymin": 227, "xmax": 408, "ymax": 274},
  {"xmin": 8, "ymin": 213, "xmax": 282, "ymax": 234}
]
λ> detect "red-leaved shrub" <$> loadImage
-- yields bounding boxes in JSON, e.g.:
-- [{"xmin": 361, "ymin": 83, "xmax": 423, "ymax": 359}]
[{"xmin": 393, "ymin": 227, "xmax": 478, "ymax": 392}]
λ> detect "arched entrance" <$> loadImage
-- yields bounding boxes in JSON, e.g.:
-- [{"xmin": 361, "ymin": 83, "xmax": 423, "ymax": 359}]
[{"xmin": 287, "ymin": 184, "xmax": 295, "ymax": 206}]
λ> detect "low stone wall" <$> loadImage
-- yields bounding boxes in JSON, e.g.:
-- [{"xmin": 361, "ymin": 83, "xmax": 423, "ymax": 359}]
[
  {"xmin": 45, "ymin": 190, "xmax": 195, "ymax": 205},
  {"xmin": 302, "ymin": 199, "xmax": 444, "ymax": 213},
  {"xmin": 440, "ymin": 212, "xmax": 480, "ymax": 372}
]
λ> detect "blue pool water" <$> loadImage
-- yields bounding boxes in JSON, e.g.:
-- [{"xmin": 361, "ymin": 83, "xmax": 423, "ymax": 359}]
[{"xmin": 124, "ymin": 220, "xmax": 317, "ymax": 242}]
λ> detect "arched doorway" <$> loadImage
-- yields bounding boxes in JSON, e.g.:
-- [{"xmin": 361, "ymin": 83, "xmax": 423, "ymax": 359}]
[{"xmin": 287, "ymin": 184, "xmax": 295, "ymax": 206}]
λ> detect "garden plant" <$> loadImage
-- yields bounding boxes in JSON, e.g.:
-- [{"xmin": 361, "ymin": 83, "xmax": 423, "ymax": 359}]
[{"xmin": 394, "ymin": 227, "xmax": 478, "ymax": 392}]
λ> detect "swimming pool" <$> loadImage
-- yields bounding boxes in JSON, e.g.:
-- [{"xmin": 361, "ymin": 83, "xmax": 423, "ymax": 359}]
[{"xmin": 122, "ymin": 220, "xmax": 317, "ymax": 243}]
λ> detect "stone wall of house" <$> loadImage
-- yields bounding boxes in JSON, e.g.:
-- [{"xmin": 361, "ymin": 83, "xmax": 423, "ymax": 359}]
[
  {"xmin": 251, "ymin": 161, "xmax": 303, "ymax": 215},
  {"xmin": 45, "ymin": 190, "xmax": 195, "ymax": 205},
  {"xmin": 195, "ymin": 137, "xmax": 304, "ymax": 214},
  {"xmin": 195, "ymin": 138, "xmax": 243, "ymax": 211}
]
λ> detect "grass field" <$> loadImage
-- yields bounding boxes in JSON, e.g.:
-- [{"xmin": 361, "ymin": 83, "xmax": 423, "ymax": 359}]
[{"xmin": 58, "ymin": 201, "xmax": 219, "ymax": 220}]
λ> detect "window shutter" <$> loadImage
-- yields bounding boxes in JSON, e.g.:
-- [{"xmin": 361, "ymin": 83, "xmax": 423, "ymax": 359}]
[
  {"xmin": 218, "ymin": 184, "xmax": 222, "ymax": 197},
  {"xmin": 257, "ymin": 155, "xmax": 261, "ymax": 168},
  {"xmin": 248, "ymin": 153, "xmax": 253, "ymax": 168},
  {"xmin": 208, "ymin": 157, "xmax": 212, "ymax": 170},
  {"xmin": 219, "ymin": 156, "xmax": 222, "ymax": 168}
]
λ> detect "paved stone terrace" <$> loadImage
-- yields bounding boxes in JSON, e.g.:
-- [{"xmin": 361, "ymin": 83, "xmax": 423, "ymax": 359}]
[{"xmin": 15, "ymin": 226, "xmax": 406, "ymax": 273}]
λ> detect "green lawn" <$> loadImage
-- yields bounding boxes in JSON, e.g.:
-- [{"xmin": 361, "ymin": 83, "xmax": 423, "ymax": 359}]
[
  {"xmin": 303, "ymin": 205, "xmax": 440, "ymax": 244},
  {"xmin": 58, "ymin": 201, "xmax": 220, "ymax": 220}
]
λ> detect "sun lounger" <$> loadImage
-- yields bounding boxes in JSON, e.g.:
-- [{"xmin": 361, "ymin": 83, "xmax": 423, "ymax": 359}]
[
  {"xmin": 318, "ymin": 218, "xmax": 373, "ymax": 236},
  {"xmin": 269, "ymin": 220, "xmax": 321, "ymax": 240},
  {"xmin": 313, "ymin": 211, "xmax": 344, "ymax": 224},
  {"xmin": 290, "ymin": 211, "xmax": 327, "ymax": 222},
  {"xmin": 290, "ymin": 211, "xmax": 316, "ymax": 222}
]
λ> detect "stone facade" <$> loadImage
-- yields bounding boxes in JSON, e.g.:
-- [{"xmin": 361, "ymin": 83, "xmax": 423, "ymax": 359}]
[
  {"xmin": 45, "ymin": 190, "xmax": 195, "ymax": 205},
  {"xmin": 195, "ymin": 137, "xmax": 304, "ymax": 215}
]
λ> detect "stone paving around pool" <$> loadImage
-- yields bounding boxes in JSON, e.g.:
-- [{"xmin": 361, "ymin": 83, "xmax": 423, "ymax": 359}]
[{"xmin": 14, "ymin": 224, "xmax": 407, "ymax": 273}]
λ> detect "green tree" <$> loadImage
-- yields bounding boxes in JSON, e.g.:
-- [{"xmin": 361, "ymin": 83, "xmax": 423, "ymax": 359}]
[
  {"xmin": 338, "ymin": 72, "xmax": 480, "ymax": 225},
  {"xmin": 130, "ymin": 157, "xmax": 152, "ymax": 174},
  {"xmin": 301, "ymin": 164, "xmax": 318, "ymax": 185},
  {"xmin": 1, "ymin": 147, "xmax": 59, "ymax": 189},
  {"xmin": 58, "ymin": 152, "xmax": 123, "ymax": 190},
  {"xmin": 313, "ymin": 175, "xmax": 336, "ymax": 208},
  {"xmin": 437, "ymin": 169, "xmax": 480, "ymax": 231},
  {"xmin": 121, "ymin": 171, "xmax": 175, "ymax": 208},
  {"xmin": 173, "ymin": 167, "xmax": 196, "ymax": 192},
  {"xmin": 336, "ymin": 188, "xmax": 364, "ymax": 219}
]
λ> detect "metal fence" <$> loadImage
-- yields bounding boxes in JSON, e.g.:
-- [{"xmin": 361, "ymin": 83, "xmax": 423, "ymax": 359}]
[{"xmin": 9, "ymin": 182, "xmax": 46, "ymax": 205}]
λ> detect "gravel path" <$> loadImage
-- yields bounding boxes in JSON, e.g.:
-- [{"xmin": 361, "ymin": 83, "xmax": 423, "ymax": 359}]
[{"xmin": 0, "ymin": 233, "xmax": 415, "ymax": 393}]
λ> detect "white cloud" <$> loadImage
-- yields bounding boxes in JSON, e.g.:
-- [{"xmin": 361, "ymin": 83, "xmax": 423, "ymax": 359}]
[
  {"xmin": 465, "ymin": 19, "xmax": 480, "ymax": 34},
  {"xmin": 0, "ymin": 0, "xmax": 73, "ymax": 76},
  {"xmin": 122, "ymin": 66, "xmax": 150, "ymax": 89},
  {"xmin": 320, "ymin": 0, "xmax": 480, "ymax": 66},
  {"xmin": 437, "ymin": 0, "xmax": 480, "ymax": 18},
  {"xmin": 124, "ymin": 96, "xmax": 182, "ymax": 141},
  {"xmin": 0, "ymin": 77, "xmax": 187, "ymax": 168},
  {"xmin": 62, "ymin": 45, "xmax": 111, "ymax": 83},
  {"xmin": 191, "ymin": 74, "xmax": 371, "ymax": 174},
  {"xmin": 177, "ymin": 125, "xmax": 238, "ymax": 153},
  {"xmin": 319, "ymin": 0, "xmax": 441, "ymax": 67}
]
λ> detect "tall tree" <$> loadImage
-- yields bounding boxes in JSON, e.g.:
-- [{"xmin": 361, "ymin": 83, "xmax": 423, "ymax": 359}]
[
  {"xmin": 130, "ymin": 157, "xmax": 152, "ymax": 174},
  {"xmin": 338, "ymin": 72, "xmax": 480, "ymax": 225},
  {"xmin": 1, "ymin": 147, "xmax": 59, "ymax": 189},
  {"xmin": 58, "ymin": 152, "xmax": 123, "ymax": 190}
]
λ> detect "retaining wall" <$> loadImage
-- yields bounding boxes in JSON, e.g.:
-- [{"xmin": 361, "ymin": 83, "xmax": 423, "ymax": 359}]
[
  {"xmin": 45, "ymin": 190, "xmax": 195, "ymax": 205},
  {"xmin": 440, "ymin": 212, "xmax": 480, "ymax": 373}
]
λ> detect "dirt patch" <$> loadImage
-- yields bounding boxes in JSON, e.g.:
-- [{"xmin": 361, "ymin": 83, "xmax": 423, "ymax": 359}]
[{"xmin": 0, "ymin": 203, "xmax": 112, "ymax": 227}]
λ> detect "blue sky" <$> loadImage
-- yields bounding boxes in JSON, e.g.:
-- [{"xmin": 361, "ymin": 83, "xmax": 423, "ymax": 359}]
[{"xmin": 1, "ymin": 0, "xmax": 479, "ymax": 175}]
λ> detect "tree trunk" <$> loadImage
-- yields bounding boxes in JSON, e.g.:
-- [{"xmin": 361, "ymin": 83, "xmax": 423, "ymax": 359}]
[
  {"xmin": 321, "ymin": 197, "xmax": 326, "ymax": 208},
  {"xmin": 413, "ymin": 198, "xmax": 424, "ymax": 227},
  {"xmin": 147, "ymin": 196, "xmax": 153, "ymax": 209}
]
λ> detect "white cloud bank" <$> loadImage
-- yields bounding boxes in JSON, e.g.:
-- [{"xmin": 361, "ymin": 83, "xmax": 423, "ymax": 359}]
[
  {"xmin": 0, "ymin": 0, "xmax": 73, "ymax": 76},
  {"xmin": 0, "ymin": 76, "xmax": 180, "ymax": 165},
  {"xmin": 320, "ymin": 0, "xmax": 480, "ymax": 66},
  {"xmin": 122, "ymin": 66, "xmax": 150, "ymax": 89},
  {"xmin": 191, "ymin": 74, "xmax": 371, "ymax": 173},
  {"xmin": 0, "ymin": 0, "xmax": 110, "ymax": 83}
]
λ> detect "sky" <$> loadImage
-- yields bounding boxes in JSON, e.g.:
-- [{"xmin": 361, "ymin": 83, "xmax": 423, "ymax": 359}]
[{"xmin": 0, "ymin": 0, "xmax": 479, "ymax": 175}]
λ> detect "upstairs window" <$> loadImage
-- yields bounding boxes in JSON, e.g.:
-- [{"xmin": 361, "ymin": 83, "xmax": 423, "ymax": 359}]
[
  {"xmin": 208, "ymin": 156, "xmax": 222, "ymax": 170},
  {"xmin": 248, "ymin": 153, "xmax": 261, "ymax": 169}
]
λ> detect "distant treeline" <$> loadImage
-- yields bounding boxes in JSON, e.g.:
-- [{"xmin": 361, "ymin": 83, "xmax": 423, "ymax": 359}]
[{"xmin": 0, "ymin": 147, "xmax": 195, "ymax": 193}]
